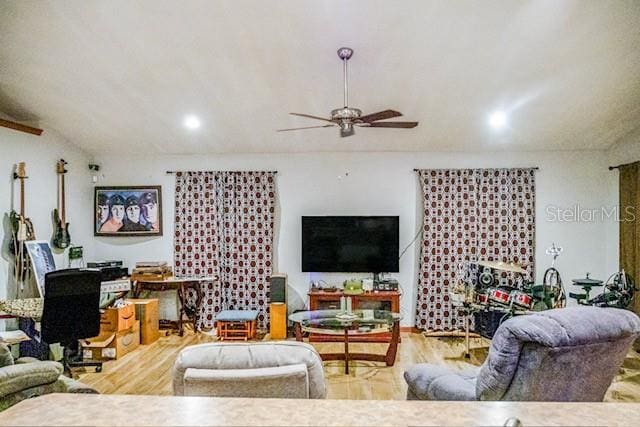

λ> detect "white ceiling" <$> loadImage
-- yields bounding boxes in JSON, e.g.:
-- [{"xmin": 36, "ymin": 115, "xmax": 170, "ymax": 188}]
[{"xmin": 1, "ymin": 0, "xmax": 640, "ymax": 154}]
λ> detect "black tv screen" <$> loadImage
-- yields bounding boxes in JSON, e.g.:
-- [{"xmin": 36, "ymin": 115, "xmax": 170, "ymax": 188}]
[{"xmin": 302, "ymin": 216, "xmax": 399, "ymax": 273}]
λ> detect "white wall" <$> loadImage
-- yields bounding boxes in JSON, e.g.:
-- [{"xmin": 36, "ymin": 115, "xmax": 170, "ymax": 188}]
[
  {"xmin": 0, "ymin": 125, "xmax": 94, "ymax": 306},
  {"xmin": 91, "ymin": 150, "xmax": 617, "ymax": 326}
]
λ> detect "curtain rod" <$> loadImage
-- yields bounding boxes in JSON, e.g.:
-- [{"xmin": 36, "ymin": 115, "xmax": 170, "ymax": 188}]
[
  {"xmin": 166, "ymin": 170, "xmax": 278, "ymax": 174},
  {"xmin": 413, "ymin": 167, "xmax": 539, "ymax": 171},
  {"xmin": 608, "ymin": 161, "xmax": 638, "ymax": 170}
]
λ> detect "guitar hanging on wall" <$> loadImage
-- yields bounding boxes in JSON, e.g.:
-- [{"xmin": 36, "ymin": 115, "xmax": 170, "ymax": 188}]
[
  {"xmin": 9, "ymin": 162, "xmax": 36, "ymax": 285},
  {"xmin": 53, "ymin": 159, "xmax": 71, "ymax": 249}
]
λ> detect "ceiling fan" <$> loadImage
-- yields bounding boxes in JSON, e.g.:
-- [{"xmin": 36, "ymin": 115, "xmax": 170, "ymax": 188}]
[{"xmin": 278, "ymin": 47, "xmax": 419, "ymax": 137}]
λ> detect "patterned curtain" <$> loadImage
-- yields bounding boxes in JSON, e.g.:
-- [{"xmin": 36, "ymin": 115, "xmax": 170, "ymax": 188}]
[
  {"xmin": 416, "ymin": 168, "xmax": 535, "ymax": 332},
  {"xmin": 174, "ymin": 172, "xmax": 223, "ymax": 329},
  {"xmin": 476, "ymin": 170, "xmax": 536, "ymax": 280},
  {"xmin": 174, "ymin": 171, "xmax": 276, "ymax": 330},
  {"xmin": 215, "ymin": 171, "xmax": 276, "ymax": 330}
]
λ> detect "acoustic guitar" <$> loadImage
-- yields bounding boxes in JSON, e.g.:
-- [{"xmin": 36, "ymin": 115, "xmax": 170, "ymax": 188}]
[
  {"xmin": 53, "ymin": 159, "xmax": 71, "ymax": 249},
  {"xmin": 9, "ymin": 162, "xmax": 36, "ymax": 283}
]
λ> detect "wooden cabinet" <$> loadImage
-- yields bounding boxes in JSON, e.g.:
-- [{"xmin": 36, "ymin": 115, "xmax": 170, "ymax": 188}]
[{"xmin": 307, "ymin": 290, "xmax": 401, "ymax": 342}]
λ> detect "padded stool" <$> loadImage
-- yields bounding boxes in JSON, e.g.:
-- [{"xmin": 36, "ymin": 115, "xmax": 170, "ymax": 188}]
[{"xmin": 215, "ymin": 310, "xmax": 258, "ymax": 341}]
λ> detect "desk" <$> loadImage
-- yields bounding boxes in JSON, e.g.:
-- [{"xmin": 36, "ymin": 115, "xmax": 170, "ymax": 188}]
[
  {"xmin": 132, "ymin": 276, "xmax": 213, "ymax": 336},
  {"xmin": 1, "ymin": 394, "xmax": 639, "ymax": 426}
]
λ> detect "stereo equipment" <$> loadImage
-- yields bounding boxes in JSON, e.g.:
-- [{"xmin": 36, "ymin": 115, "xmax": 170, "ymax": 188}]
[
  {"xmin": 374, "ymin": 278, "xmax": 399, "ymax": 291},
  {"xmin": 100, "ymin": 278, "xmax": 131, "ymax": 293},
  {"xmin": 87, "ymin": 260, "xmax": 124, "ymax": 268},
  {"xmin": 91, "ymin": 266, "xmax": 128, "ymax": 282},
  {"xmin": 270, "ymin": 273, "xmax": 288, "ymax": 339}
]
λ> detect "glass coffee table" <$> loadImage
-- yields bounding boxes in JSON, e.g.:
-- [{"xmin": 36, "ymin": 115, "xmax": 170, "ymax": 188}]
[{"xmin": 288, "ymin": 309, "xmax": 402, "ymax": 374}]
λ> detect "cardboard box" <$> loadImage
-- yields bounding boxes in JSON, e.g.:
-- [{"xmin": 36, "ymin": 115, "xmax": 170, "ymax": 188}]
[
  {"xmin": 112, "ymin": 320, "xmax": 140, "ymax": 358},
  {"xmin": 100, "ymin": 303, "xmax": 136, "ymax": 332},
  {"xmin": 83, "ymin": 320, "xmax": 140, "ymax": 360},
  {"xmin": 82, "ymin": 332, "xmax": 116, "ymax": 360},
  {"xmin": 128, "ymin": 299, "xmax": 159, "ymax": 345}
]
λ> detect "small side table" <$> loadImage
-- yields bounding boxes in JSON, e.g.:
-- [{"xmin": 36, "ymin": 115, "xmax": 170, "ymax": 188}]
[
  {"xmin": 132, "ymin": 276, "xmax": 214, "ymax": 336},
  {"xmin": 215, "ymin": 310, "xmax": 258, "ymax": 341}
]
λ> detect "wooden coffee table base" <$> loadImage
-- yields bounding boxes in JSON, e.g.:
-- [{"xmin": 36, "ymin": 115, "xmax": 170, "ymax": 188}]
[{"xmin": 294, "ymin": 320, "xmax": 400, "ymax": 374}]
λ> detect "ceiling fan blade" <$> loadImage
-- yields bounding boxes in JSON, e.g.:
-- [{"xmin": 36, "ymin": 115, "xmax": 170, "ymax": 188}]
[
  {"xmin": 277, "ymin": 124, "xmax": 336, "ymax": 132},
  {"xmin": 340, "ymin": 127, "xmax": 355, "ymax": 138},
  {"xmin": 362, "ymin": 121, "xmax": 419, "ymax": 128},
  {"xmin": 289, "ymin": 113, "xmax": 334, "ymax": 123},
  {"xmin": 359, "ymin": 109, "xmax": 402, "ymax": 123}
]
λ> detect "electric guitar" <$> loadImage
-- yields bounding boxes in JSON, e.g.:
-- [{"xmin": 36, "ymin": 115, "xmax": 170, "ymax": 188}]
[
  {"xmin": 9, "ymin": 162, "xmax": 36, "ymax": 283},
  {"xmin": 53, "ymin": 159, "xmax": 71, "ymax": 249}
]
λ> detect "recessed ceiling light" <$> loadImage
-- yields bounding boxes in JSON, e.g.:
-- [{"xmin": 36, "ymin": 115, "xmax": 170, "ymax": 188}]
[
  {"xmin": 183, "ymin": 115, "xmax": 201, "ymax": 130},
  {"xmin": 488, "ymin": 111, "xmax": 507, "ymax": 130}
]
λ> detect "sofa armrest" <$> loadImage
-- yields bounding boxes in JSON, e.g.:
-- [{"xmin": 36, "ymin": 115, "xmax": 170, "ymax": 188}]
[
  {"xmin": 15, "ymin": 357, "xmax": 41, "ymax": 364},
  {"xmin": 55, "ymin": 375, "xmax": 99, "ymax": 394},
  {"xmin": 0, "ymin": 361, "xmax": 62, "ymax": 398}
]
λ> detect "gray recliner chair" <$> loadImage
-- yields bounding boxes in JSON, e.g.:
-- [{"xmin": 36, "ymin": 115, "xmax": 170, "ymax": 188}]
[
  {"xmin": 173, "ymin": 341, "xmax": 326, "ymax": 399},
  {"xmin": 0, "ymin": 343, "xmax": 98, "ymax": 411},
  {"xmin": 404, "ymin": 307, "xmax": 640, "ymax": 401}
]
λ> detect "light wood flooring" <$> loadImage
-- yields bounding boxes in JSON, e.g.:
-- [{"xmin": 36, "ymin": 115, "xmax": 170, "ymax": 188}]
[{"xmin": 79, "ymin": 330, "xmax": 640, "ymax": 401}]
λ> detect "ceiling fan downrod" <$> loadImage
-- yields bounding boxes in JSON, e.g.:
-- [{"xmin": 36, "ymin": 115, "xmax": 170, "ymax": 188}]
[
  {"xmin": 337, "ymin": 47, "xmax": 353, "ymax": 108},
  {"xmin": 334, "ymin": 47, "xmax": 360, "ymax": 135}
]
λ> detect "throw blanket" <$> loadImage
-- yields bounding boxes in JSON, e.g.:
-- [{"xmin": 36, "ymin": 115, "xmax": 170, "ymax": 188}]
[{"xmin": 0, "ymin": 298, "xmax": 43, "ymax": 319}]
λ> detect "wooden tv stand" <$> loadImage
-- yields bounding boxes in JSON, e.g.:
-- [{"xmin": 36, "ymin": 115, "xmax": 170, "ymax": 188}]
[{"xmin": 307, "ymin": 289, "xmax": 401, "ymax": 343}]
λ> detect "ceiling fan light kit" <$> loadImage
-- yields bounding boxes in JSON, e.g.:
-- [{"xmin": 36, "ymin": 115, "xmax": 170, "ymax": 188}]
[{"xmin": 278, "ymin": 47, "xmax": 419, "ymax": 137}]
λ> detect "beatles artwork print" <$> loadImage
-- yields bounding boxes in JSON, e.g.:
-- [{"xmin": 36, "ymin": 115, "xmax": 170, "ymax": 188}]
[{"xmin": 94, "ymin": 186, "xmax": 162, "ymax": 236}]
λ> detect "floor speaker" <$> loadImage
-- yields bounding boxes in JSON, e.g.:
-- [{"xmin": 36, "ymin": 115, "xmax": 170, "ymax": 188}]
[
  {"xmin": 270, "ymin": 303, "xmax": 287, "ymax": 339},
  {"xmin": 270, "ymin": 274, "xmax": 287, "ymax": 339},
  {"xmin": 270, "ymin": 273, "xmax": 287, "ymax": 303}
]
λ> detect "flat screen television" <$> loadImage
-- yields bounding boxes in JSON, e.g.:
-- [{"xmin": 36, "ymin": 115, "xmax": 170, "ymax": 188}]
[{"xmin": 302, "ymin": 216, "xmax": 399, "ymax": 273}]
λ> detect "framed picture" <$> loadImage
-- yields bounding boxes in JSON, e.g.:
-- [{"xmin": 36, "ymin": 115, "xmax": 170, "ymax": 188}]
[
  {"xmin": 94, "ymin": 186, "xmax": 162, "ymax": 236},
  {"xmin": 25, "ymin": 240, "xmax": 56, "ymax": 297}
]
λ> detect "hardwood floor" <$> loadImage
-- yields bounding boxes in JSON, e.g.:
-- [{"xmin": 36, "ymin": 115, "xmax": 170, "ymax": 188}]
[{"xmin": 79, "ymin": 330, "xmax": 640, "ymax": 401}]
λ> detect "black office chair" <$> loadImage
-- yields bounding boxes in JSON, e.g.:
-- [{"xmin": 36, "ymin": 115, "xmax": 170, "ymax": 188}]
[{"xmin": 41, "ymin": 268, "xmax": 103, "ymax": 375}]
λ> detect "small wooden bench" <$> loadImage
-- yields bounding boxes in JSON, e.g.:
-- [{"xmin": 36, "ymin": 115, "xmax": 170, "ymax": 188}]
[{"xmin": 215, "ymin": 310, "xmax": 258, "ymax": 341}]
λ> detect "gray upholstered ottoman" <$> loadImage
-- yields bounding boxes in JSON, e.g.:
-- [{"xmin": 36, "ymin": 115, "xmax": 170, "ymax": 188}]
[{"xmin": 215, "ymin": 310, "xmax": 258, "ymax": 340}]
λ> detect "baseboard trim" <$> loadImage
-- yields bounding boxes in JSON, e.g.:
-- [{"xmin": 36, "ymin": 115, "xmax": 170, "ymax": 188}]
[
  {"xmin": 400, "ymin": 326, "xmax": 421, "ymax": 333},
  {"xmin": 423, "ymin": 330, "xmax": 482, "ymax": 338}
]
